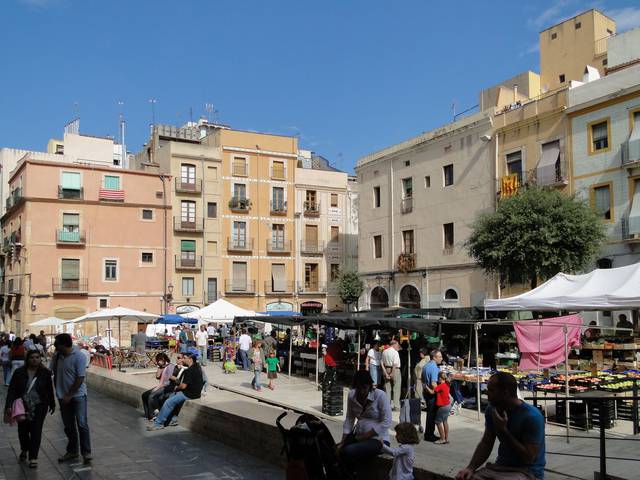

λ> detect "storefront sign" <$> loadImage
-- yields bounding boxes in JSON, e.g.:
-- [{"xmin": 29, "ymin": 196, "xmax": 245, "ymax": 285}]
[
  {"xmin": 266, "ymin": 301, "xmax": 293, "ymax": 311},
  {"xmin": 176, "ymin": 304, "xmax": 199, "ymax": 314}
]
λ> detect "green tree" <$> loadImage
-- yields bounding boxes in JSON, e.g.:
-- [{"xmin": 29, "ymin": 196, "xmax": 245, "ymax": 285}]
[
  {"xmin": 336, "ymin": 270, "xmax": 365, "ymax": 312},
  {"xmin": 466, "ymin": 187, "xmax": 606, "ymax": 290}
]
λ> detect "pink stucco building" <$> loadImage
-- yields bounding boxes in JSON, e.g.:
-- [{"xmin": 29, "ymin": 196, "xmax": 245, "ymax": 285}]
[{"xmin": 1, "ymin": 157, "xmax": 172, "ymax": 341}]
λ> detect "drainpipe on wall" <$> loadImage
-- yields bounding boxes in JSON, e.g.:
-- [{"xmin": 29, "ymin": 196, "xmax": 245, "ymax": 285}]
[
  {"xmin": 159, "ymin": 174, "xmax": 168, "ymax": 314},
  {"xmin": 389, "ymin": 159, "xmax": 395, "ymax": 303},
  {"xmin": 200, "ymin": 156, "xmax": 206, "ymax": 306}
]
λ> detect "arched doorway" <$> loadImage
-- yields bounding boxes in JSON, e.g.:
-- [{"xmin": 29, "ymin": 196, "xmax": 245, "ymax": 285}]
[
  {"xmin": 399, "ymin": 285, "xmax": 421, "ymax": 309},
  {"xmin": 370, "ymin": 287, "xmax": 389, "ymax": 310}
]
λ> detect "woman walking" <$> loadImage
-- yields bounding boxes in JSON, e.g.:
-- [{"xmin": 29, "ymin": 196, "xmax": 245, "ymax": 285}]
[
  {"xmin": 249, "ymin": 340, "xmax": 265, "ymax": 391},
  {"xmin": 4, "ymin": 350, "xmax": 56, "ymax": 468}
]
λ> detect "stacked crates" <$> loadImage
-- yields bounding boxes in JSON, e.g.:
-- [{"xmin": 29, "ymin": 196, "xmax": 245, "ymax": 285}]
[{"xmin": 321, "ymin": 368, "xmax": 343, "ymax": 416}]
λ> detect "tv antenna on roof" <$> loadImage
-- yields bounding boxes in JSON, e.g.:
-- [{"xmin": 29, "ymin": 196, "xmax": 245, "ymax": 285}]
[{"xmin": 149, "ymin": 98, "xmax": 158, "ymax": 126}]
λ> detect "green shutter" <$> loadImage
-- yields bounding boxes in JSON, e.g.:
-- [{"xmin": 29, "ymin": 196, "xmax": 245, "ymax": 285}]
[
  {"xmin": 61, "ymin": 172, "xmax": 81, "ymax": 189},
  {"xmin": 61, "ymin": 259, "xmax": 79, "ymax": 279},
  {"xmin": 62, "ymin": 213, "xmax": 79, "ymax": 226},
  {"xmin": 104, "ymin": 175, "xmax": 120, "ymax": 190},
  {"xmin": 181, "ymin": 240, "xmax": 196, "ymax": 252}
]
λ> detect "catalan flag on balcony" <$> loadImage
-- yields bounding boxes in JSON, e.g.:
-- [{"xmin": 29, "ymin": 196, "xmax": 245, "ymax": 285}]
[
  {"xmin": 501, "ymin": 174, "xmax": 519, "ymax": 198},
  {"xmin": 99, "ymin": 189, "xmax": 125, "ymax": 201}
]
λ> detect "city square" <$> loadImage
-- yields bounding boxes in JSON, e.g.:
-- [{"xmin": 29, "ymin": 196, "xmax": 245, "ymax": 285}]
[{"xmin": 2, "ymin": 1, "xmax": 640, "ymax": 479}]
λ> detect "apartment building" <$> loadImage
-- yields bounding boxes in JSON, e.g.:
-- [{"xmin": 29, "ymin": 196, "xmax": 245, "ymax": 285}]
[
  {"xmin": 356, "ymin": 111, "xmax": 498, "ymax": 310},
  {"xmin": 295, "ymin": 151, "xmax": 358, "ymax": 313},
  {"xmin": 568, "ymin": 31, "xmax": 640, "ymax": 269},
  {"xmin": 1, "ymin": 157, "xmax": 170, "ymax": 338},
  {"xmin": 132, "ymin": 124, "xmax": 223, "ymax": 313}
]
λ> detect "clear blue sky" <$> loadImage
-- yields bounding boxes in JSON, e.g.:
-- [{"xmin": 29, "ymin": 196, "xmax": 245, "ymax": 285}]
[{"xmin": 1, "ymin": 0, "xmax": 639, "ymax": 173}]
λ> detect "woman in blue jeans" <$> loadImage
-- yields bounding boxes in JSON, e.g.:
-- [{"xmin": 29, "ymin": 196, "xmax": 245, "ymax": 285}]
[{"xmin": 339, "ymin": 370, "xmax": 392, "ymax": 474}]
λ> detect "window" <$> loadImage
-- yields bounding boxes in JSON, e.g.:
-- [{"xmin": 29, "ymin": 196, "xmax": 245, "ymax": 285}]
[
  {"xmin": 232, "ymin": 262, "xmax": 247, "ymax": 291},
  {"xmin": 404, "ymin": 160, "xmax": 410, "ymax": 167},
  {"xmin": 103, "ymin": 175, "xmax": 121, "ymax": 190},
  {"xmin": 424, "ymin": 176, "xmax": 431, "ymax": 188},
  {"xmin": 306, "ymin": 190, "xmax": 317, "ymax": 205},
  {"xmin": 402, "ymin": 177, "xmax": 413, "ymax": 198},
  {"xmin": 551, "ymin": 32, "xmax": 557, "ymax": 40},
  {"xmin": 61, "ymin": 172, "xmax": 81, "ymax": 191},
  {"xmin": 61, "ymin": 258, "xmax": 80, "ymax": 289},
  {"xmin": 272, "ymin": 187, "xmax": 285, "ymax": 211},
  {"xmin": 233, "ymin": 221, "xmax": 247, "ymax": 247},
  {"xmin": 181, "ymin": 164, "xmax": 196, "ymax": 185},
  {"xmin": 590, "ymin": 120, "xmax": 610, "ymax": 153},
  {"xmin": 98, "ymin": 298, "xmax": 109, "ymax": 309},
  {"xmin": 443, "ymin": 164, "xmax": 454, "ymax": 186},
  {"xmin": 104, "ymin": 259, "xmax": 118, "ymax": 281},
  {"xmin": 60, "ymin": 213, "xmax": 80, "ymax": 242},
  {"xmin": 272, "ymin": 224, "xmax": 285, "ymax": 248},
  {"xmin": 603, "ymin": 58, "xmax": 608, "ymax": 66},
  {"xmin": 373, "ymin": 235, "xmax": 382, "ymax": 258},
  {"xmin": 559, "ymin": 74, "xmax": 565, "ymax": 83},
  {"xmin": 591, "ymin": 184, "xmax": 612, "ymax": 220},
  {"xmin": 232, "ymin": 157, "xmax": 247, "ymax": 176},
  {"xmin": 331, "ymin": 193, "xmax": 338, "ymax": 207},
  {"xmin": 55, "ymin": 144, "xmax": 64, "ymax": 154},
  {"xmin": 271, "ymin": 264, "xmax": 286, "ymax": 292},
  {"xmin": 206, "ymin": 166, "xmax": 218, "ymax": 180},
  {"xmin": 330, "ymin": 264, "xmax": 340, "ymax": 282},
  {"xmin": 444, "ymin": 288, "xmax": 458, "ymax": 300},
  {"xmin": 181, "ymin": 200, "xmax": 196, "ymax": 222},
  {"xmin": 330, "ymin": 226, "xmax": 340, "ymax": 244},
  {"xmin": 402, "ymin": 230, "xmax": 414, "ymax": 254},
  {"xmin": 597, "ymin": 258, "xmax": 613, "ymax": 269},
  {"xmin": 233, "ymin": 183, "xmax": 246, "ymax": 199},
  {"xmin": 305, "ymin": 263, "xmax": 319, "ymax": 289},
  {"xmin": 141, "ymin": 209, "xmax": 153, "ymax": 220},
  {"xmin": 206, "ymin": 241, "xmax": 218, "ymax": 255},
  {"xmin": 575, "ymin": 22, "xmax": 581, "ymax": 29},
  {"xmin": 207, "ymin": 278, "xmax": 218, "ymax": 303},
  {"xmin": 443, "ymin": 223, "xmax": 454, "ymax": 250},
  {"xmin": 141, "ymin": 252, "xmax": 153, "ymax": 264},
  {"xmin": 182, "ymin": 277, "xmax": 194, "ymax": 296},
  {"xmin": 207, "ymin": 202, "xmax": 217, "ymax": 218},
  {"xmin": 272, "ymin": 161, "xmax": 285, "ymax": 179},
  {"xmin": 373, "ymin": 186, "xmax": 381, "ymax": 208},
  {"xmin": 506, "ymin": 151, "xmax": 523, "ymax": 183}
]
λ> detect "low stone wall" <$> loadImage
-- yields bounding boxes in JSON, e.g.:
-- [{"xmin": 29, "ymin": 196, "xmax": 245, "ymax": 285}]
[{"xmin": 86, "ymin": 371, "xmax": 452, "ymax": 479}]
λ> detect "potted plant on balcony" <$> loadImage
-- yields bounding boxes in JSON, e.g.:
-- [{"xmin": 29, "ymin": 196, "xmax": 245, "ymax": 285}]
[{"xmin": 229, "ymin": 197, "xmax": 252, "ymax": 210}]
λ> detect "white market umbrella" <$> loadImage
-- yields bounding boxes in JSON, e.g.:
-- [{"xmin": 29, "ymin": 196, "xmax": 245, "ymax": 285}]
[
  {"xmin": 31, "ymin": 317, "xmax": 67, "ymax": 327},
  {"xmin": 71, "ymin": 307, "xmax": 159, "ymax": 349},
  {"xmin": 182, "ymin": 298, "xmax": 258, "ymax": 324}
]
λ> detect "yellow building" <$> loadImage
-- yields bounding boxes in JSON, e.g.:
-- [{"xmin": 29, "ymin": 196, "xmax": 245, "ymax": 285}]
[{"xmin": 218, "ymin": 128, "xmax": 298, "ymax": 312}]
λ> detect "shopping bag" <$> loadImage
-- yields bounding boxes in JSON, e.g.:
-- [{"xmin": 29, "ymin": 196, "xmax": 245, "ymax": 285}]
[
  {"xmin": 11, "ymin": 398, "xmax": 26, "ymax": 425},
  {"xmin": 400, "ymin": 398, "xmax": 421, "ymax": 426}
]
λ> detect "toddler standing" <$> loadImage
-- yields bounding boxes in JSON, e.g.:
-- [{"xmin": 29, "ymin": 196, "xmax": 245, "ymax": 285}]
[
  {"xmin": 265, "ymin": 350, "xmax": 280, "ymax": 390},
  {"xmin": 382, "ymin": 422, "xmax": 419, "ymax": 480}
]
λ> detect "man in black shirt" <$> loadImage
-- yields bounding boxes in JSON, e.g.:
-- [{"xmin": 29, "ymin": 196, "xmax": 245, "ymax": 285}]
[{"xmin": 147, "ymin": 353, "xmax": 203, "ymax": 431}]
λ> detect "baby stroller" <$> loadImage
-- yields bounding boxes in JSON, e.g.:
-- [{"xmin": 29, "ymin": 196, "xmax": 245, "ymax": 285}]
[{"xmin": 276, "ymin": 411, "xmax": 351, "ymax": 480}]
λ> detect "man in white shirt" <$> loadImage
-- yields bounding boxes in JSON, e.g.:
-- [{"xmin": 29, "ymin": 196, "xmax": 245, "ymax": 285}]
[
  {"xmin": 381, "ymin": 340, "xmax": 402, "ymax": 410},
  {"xmin": 195, "ymin": 325, "xmax": 209, "ymax": 366},
  {"xmin": 206, "ymin": 323, "xmax": 216, "ymax": 338},
  {"xmin": 238, "ymin": 329, "xmax": 252, "ymax": 371}
]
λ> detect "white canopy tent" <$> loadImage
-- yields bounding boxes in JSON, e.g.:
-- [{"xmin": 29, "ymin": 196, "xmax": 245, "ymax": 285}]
[
  {"xmin": 485, "ymin": 263, "xmax": 640, "ymax": 311},
  {"xmin": 182, "ymin": 298, "xmax": 259, "ymax": 324},
  {"xmin": 71, "ymin": 307, "xmax": 159, "ymax": 348},
  {"xmin": 30, "ymin": 317, "xmax": 67, "ymax": 327}
]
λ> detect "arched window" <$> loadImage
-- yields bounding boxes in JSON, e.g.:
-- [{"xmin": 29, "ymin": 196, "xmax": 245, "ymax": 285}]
[
  {"xmin": 399, "ymin": 285, "xmax": 421, "ymax": 309},
  {"xmin": 444, "ymin": 288, "xmax": 459, "ymax": 300},
  {"xmin": 370, "ymin": 286, "xmax": 389, "ymax": 310}
]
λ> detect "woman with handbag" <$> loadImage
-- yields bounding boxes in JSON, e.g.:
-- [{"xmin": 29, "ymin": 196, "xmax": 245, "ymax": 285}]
[{"xmin": 4, "ymin": 349, "xmax": 56, "ymax": 468}]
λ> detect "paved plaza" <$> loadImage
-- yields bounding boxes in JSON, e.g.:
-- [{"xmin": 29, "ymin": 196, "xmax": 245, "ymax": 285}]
[{"xmin": 0, "ymin": 386, "xmax": 282, "ymax": 480}]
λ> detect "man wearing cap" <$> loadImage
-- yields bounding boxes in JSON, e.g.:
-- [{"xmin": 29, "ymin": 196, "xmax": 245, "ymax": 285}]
[{"xmin": 51, "ymin": 333, "xmax": 92, "ymax": 464}]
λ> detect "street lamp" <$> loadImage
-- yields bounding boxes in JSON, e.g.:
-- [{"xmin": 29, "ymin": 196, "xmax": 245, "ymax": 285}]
[{"xmin": 163, "ymin": 283, "xmax": 174, "ymax": 314}]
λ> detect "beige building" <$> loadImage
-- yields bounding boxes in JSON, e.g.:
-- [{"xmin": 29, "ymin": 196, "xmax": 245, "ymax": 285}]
[
  {"xmin": 132, "ymin": 124, "xmax": 223, "ymax": 313},
  {"xmin": 356, "ymin": 112, "xmax": 498, "ymax": 310},
  {"xmin": 295, "ymin": 151, "xmax": 358, "ymax": 313},
  {"xmin": 1, "ymin": 157, "xmax": 170, "ymax": 340}
]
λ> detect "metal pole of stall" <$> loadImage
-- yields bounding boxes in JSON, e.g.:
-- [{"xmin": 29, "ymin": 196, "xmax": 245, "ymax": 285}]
[
  {"xmin": 466, "ymin": 324, "xmax": 473, "ymax": 368},
  {"xmin": 563, "ymin": 324, "xmax": 570, "ymax": 443},
  {"xmin": 475, "ymin": 322, "xmax": 482, "ymax": 421},
  {"xmin": 537, "ymin": 321, "xmax": 542, "ymax": 372},
  {"xmin": 315, "ymin": 320, "xmax": 320, "ymax": 388},
  {"xmin": 356, "ymin": 327, "xmax": 361, "ymax": 371},
  {"xmin": 288, "ymin": 326, "xmax": 293, "ymax": 380}
]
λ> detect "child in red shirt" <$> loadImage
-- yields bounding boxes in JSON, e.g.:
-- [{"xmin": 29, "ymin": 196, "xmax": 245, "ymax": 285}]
[{"xmin": 426, "ymin": 371, "xmax": 451, "ymax": 444}]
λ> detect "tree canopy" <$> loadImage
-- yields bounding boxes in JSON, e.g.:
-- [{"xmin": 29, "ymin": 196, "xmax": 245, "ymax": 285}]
[
  {"xmin": 466, "ymin": 187, "xmax": 606, "ymax": 289},
  {"xmin": 336, "ymin": 270, "xmax": 365, "ymax": 311}
]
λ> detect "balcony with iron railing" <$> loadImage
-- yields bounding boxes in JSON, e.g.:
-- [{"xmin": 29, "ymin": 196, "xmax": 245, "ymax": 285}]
[
  {"xmin": 499, "ymin": 163, "xmax": 568, "ymax": 198},
  {"xmin": 264, "ymin": 281, "xmax": 295, "ymax": 295},
  {"xmin": 175, "ymin": 178, "xmax": 202, "ymax": 194},
  {"xmin": 6, "ymin": 187, "xmax": 23, "ymax": 210},
  {"xmin": 56, "ymin": 229, "xmax": 86, "ymax": 246},
  {"xmin": 228, "ymin": 196, "xmax": 251, "ymax": 213},
  {"xmin": 6, "ymin": 280, "xmax": 22, "ymax": 295},
  {"xmin": 303, "ymin": 200, "xmax": 320, "ymax": 216},
  {"xmin": 297, "ymin": 281, "xmax": 327, "ymax": 294},
  {"xmin": 173, "ymin": 216, "xmax": 204, "ymax": 232},
  {"xmin": 58, "ymin": 186, "xmax": 84, "ymax": 200},
  {"xmin": 300, "ymin": 240, "xmax": 325, "ymax": 255},
  {"xmin": 270, "ymin": 200, "xmax": 288, "ymax": 215},
  {"xmin": 327, "ymin": 239, "xmax": 342, "ymax": 252},
  {"xmin": 225, "ymin": 279, "xmax": 256, "ymax": 294},
  {"xmin": 227, "ymin": 237, "xmax": 254, "ymax": 252},
  {"xmin": 266, "ymin": 239, "xmax": 292, "ymax": 254},
  {"xmin": 52, "ymin": 278, "xmax": 88, "ymax": 295},
  {"xmin": 621, "ymin": 216, "xmax": 640, "ymax": 242},
  {"xmin": 175, "ymin": 254, "xmax": 203, "ymax": 270},
  {"xmin": 621, "ymin": 139, "xmax": 640, "ymax": 166},
  {"xmin": 400, "ymin": 197, "xmax": 413, "ymax": 214}
]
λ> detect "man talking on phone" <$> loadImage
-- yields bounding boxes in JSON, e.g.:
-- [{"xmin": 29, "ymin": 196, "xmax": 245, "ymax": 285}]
[{"xmin": 456, "ymin": 372, "xmax": 545, "ymax": 480}]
